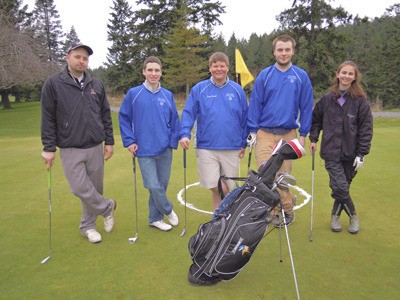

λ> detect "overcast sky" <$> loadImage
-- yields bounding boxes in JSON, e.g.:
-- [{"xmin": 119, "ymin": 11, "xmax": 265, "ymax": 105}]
[{"xmin": 23, "ymin": 0, "xmax": 398, "ymax": 68}]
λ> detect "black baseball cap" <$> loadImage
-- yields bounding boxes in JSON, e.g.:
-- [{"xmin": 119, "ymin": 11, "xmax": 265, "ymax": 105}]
[{"xmin": 67, "ymin": 43, "xmax": 93, "ymax": 56}]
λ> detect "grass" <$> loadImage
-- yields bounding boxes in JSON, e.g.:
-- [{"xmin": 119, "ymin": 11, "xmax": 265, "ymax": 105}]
[{"xmin": 1, "ymin": 102, "xmax": 399, "ymax": 299}]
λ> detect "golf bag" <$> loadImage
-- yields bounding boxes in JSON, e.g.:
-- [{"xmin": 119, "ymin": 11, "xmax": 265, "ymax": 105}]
[{"xmin": 188, "ymin": 139, "xmax": 305, "ymax": 286}]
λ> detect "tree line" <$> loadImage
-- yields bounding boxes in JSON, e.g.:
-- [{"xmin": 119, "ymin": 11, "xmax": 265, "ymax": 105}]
[{"xmin": 1, "ymin": 0, "xmax": 399, "ymax": 109}]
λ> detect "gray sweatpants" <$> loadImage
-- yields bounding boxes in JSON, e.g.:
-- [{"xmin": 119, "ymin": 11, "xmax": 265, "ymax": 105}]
[{"xmin": 60, "ymin": 144, "xmax": 114, "ymax": 232}]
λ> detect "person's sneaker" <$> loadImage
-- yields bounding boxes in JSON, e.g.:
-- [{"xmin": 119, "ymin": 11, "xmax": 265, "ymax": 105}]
[
  {"xmin": 273, "ymin": 211, "xmax": 295, "ymax": 228},
  {"xmin": 348, "ymin": 214, "xmax": 360, "ymax": 234},
  {"xmin": 167, "ymin": 210, "xmax": 179, "ymax": 226},
  {"xmin": 284, "ymin": 210, "xmax": 295, "ymax": 226},
  {"xmin": 331, "ymin": 215, "xmax": 342, "ymax": 232},
  {"xmin": 104, "ymin": 200, "xmax": 117, "ymax": 233},
  {"xmin": 272, "ymin": 214, "xmax": 282, "ymax": 228},
  {"xmin": 150, "ymin": 220, "xmax": 172, "ymax": 231},
  {"xmin": 84, "ymin": 229, "xmax": 102, "ymax": 243}
]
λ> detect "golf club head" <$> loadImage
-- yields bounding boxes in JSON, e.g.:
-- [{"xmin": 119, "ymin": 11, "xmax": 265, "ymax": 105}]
[
  {"xmin": 128, "ymin": 234, "xmax": 138, "ymax": 244},
  {"xmin": 276, "ymin": 181, "xmax": 290, "ymax": 192},
  {"xmin": 180, "ymin": 227, "xmax": 186, "ymax": 237},
  {"xmin": 40, "ymin": 256, "xmax": 51, "ymax": 264},
  {"xmin": 276, "ymin": 173, "xmax": 296, "ymax": 186}
]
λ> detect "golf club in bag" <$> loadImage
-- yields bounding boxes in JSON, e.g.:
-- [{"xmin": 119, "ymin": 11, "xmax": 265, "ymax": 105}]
[
  {"xmin": 187, "ymin": 139, "xmax": 305, "ymax": 293},
  {"xmin": 128, "ymin": 157, "xmax": 139, "ymax": 244},
  {"xmin": 41, "ymin": 169, "xmax": 52, "ymax": 264},
  {"xmin": 180, "ymin": 149, "xmax": 187, "ymax": 237}
]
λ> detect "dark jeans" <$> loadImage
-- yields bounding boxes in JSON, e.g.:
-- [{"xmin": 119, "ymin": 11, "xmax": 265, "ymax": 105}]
[{"xmin": 325, "ymin": 160, "xmax": 357, "ymax": 216}]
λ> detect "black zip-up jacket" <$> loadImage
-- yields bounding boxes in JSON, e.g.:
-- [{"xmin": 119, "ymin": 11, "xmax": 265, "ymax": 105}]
[
  {"xmin": 41, "ymin": 67, "xmax": 114, "ymax": 152},
  {"xmin": 309, "ymin": 91, "xmax": 373, "ymax": 161}
]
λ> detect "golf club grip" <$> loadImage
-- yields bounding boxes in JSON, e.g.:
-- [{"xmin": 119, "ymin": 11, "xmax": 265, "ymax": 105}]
[
  {"xmin": 183, "ymin": 149, "xmax": 186, "ymax": 168},
  {"xmin": 312, "ymin": 149, "xmax": 315, "ymax": 170},
  {"xmin": 48, "ymin": 168, "xmax": 51, "ymax": 189},
  {"xmin": 248, "ymin": 149, "xmax": 252, "ymax": 168},
  {"xmin": 132, "ymin": 156, "xmax": 136, "ymax": 173}
]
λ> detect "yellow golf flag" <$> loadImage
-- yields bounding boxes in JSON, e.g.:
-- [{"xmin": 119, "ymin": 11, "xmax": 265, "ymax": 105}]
[{"xmin": 235, "ymin": 48, "xmax": 254, "ymax": 88}]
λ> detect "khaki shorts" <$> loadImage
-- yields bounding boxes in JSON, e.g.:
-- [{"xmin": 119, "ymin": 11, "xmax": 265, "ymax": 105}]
[
  {"xmin": 255, "ymin": 129, "xmax": 297, "ymax": 171},
  {"xmin": 195, "ymin": 149, "xmax": 240, "ymax": 189}
]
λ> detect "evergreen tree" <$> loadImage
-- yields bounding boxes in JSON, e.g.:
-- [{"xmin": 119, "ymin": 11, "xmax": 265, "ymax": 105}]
[
  {"xmin": 277, "ymin": 0, "xmax": 352, "ymax": 96},
  {"xmin": 162, "ymin": 9, "xmax": 209, "ymax": 97},
  {"xmin": 105, "ymin": 0, "xmax": 136, "ymax": 93},
  {"xmin": 132, "ymin": 0, "xmax": 225, "ymax": 58},
  {"xmin": 31, "ymin": 0, "xmax": 64, "ymax": 65},
  {"xmin": 62, "ymin": 26, "xmax": 80, "ymax": 54},
  {"xmin": 0, "ymin": 0, "xmax": 32, "ymax": 29}
]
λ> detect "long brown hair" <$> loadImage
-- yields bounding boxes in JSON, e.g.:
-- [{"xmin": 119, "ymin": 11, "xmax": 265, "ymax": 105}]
[{"xmin": 330, "ymin": 61, "xmax": 367, "ymax": 99}]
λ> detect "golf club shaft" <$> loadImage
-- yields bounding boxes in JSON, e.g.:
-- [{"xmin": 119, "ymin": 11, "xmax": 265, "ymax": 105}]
[
  {"xmin": 133, "ymin": 157, "xmax": 138, "ymax": 237},
  {"xmin": 282, "ymin": 206, "xmax": 301, "ymax": 300},
  {"xmin": 309, "ymin": 149, "xmax": 315, "ymax": 241},
  {"xmin": 41, "ymin": 169, "xmax": 52, "ymax": 264},
  {"xmin": 181, "ymin": 149, "xmax": 187, "ymax": 236}
]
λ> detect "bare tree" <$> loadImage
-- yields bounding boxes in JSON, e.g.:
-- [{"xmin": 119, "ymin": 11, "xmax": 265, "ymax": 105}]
[{"xmin": 0, "ymin": 11, "xmax": 58, "ymax": 108}]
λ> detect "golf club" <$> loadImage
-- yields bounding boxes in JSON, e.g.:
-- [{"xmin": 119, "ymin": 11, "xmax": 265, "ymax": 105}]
[
  {"xmin": 41, "ymin": 169, "xmax": 52, "ymax": 264},
  {"xmin": 247, "ymin": 147, "xmax": 252, "ymax": 175},
  {"xmin": 281, "ymin": 204, "xmax": 301, "ymax": 300},
  {"xmin": 128, "ymin": 156, "xmax": 139, "ymax": 244},
  {"xmin": 180, "ymin": 149, "xmax": 187, "ymax": 237},
  {"xmin": 309, "ymin": 148, "xmax": 315, "ymax": 242}
]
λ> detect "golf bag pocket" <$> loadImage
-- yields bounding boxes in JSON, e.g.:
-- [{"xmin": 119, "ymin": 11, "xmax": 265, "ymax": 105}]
[
  {"xmin": 188, "ymin": 191, "xmax": 273, "ymax": 283},
  {"xmin": 212, "ymin": 196, "xmax": 271, "ymax": 280}
]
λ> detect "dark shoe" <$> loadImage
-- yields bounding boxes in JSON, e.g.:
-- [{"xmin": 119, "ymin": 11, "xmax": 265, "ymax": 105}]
[
  {"xmin": 273, "ymin": 211, "xmax": 295, "ymax": 228},
  {"xmin": 272, "ymin": 214, "xmax": 282, "ymax": 228},
  {"xmin": 331, "ymin": 215, "xmax": 342, "ymax": 232},
  {"xmin": 284, "ymin": 210, "xmax": 295, "ymax": 226},
  {"xmin": 348, "ymin": 214, "xmax": 360, "ymax": 234}
]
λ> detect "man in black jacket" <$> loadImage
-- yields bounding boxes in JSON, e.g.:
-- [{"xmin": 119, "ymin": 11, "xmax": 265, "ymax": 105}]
[{"xmin": 40, "ymin": 43, "xmax": 116, "ymax": 243}]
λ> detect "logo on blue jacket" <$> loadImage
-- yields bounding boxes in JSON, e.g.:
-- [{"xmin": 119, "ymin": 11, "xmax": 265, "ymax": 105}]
[{"xmin": 226, "ymin": 93, "xmax": 234, "ymax": 101}]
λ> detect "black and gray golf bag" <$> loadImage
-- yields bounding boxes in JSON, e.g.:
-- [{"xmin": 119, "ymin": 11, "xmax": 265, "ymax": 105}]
[{"xmin": 188, "ymin": 139, "xmax": 306, "ymax": 286}]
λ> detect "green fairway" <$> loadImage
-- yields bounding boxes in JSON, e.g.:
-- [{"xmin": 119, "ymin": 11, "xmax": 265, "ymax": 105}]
[{"xmin": 1, "ymin": 102, "xmax": 399, "ymax": 299}]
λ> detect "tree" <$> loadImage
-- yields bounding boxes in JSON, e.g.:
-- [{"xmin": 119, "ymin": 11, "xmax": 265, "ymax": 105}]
[
  {"xmin": 132, "ymin": 0, "xmax": 225, "ymax": 59},
  {"xmin": 162, "ymin": 13, "xmax": 209, "ymax": 97},
  {"xmin": 105, "ymin": 0, "xmax": 137, "ymax": 93},
  {"xmin": 31, "ymin": 0, "xmax": 65, "ymax": 65},
  {"xmin": 0, "ymin": 9, "xmax": 57, "ymax": 109},
  {"xmin": 0, "ymin": 0, "xmax": 32, "ymax": 29},
  {"xmin": 62, "ymin": 26, "xmax": 80, "ymax": 54},
  {"xmin": 276, "ymin": 0, "xmax": 352, "ymax": 95}
]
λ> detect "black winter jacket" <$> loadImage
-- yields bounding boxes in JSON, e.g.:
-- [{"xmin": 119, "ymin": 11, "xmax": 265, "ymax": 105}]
[
  {"xmin": 309, "ymin": 91, "xmax": 373, "ymax": 161},
  {"xmin": 41, "ymin": 67, "xmax": 114, "ymax": 152}
]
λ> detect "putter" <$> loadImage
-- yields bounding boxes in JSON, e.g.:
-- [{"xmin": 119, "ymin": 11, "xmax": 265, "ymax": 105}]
[
  {"xmin": 128, "ymin": 157, "xmax": 139, "ymax": 244},
  {"xmin": 309, "ymin": 148, "xmax": 315, "ymax": 242},
  {"xmin": 180, "ymin": 149, "xmax": 187, "ymax": 237},
  {"xmin": 41, "ymin": 169, "xmax": 52, "ymax": 264}
]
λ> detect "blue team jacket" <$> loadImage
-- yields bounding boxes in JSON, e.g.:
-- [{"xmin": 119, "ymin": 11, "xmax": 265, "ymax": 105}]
[
  {"xmin": 119, "ymin": 84, "xmax": 180, "ymax": 157},
  {"xmin": 180, "ymin": 78, "xmax": 249, "ymax": 150}
]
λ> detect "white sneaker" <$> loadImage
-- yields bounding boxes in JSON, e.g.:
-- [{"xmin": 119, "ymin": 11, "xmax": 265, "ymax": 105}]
[
  {"xmin": 85, "ymin": 229, "xmax": 102, "ymax": 243},
  {"xmin": 104, "ymin": 200, "xmax": 116, "ymax": 233},
  {"xmin": 167, "ymin": 210, "xmax": 179, "ymax": 226},
  {"xmin": 150, "ymin": 220, "xmax": 172, "ymax": 231}
]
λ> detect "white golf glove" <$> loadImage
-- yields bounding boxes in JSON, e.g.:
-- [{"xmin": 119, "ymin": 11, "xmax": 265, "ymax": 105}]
[
  {"xmin": 247, "ymin": 132, "xmax": 257, "ymax": 149},
  {"xmin": 353, "ymin": 156, "xmax": 364, "ymax": 171}
]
